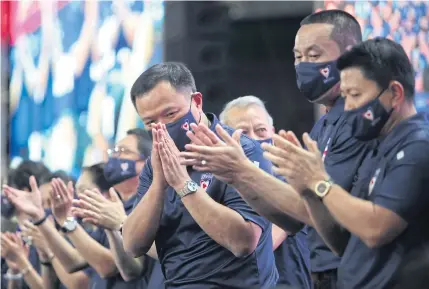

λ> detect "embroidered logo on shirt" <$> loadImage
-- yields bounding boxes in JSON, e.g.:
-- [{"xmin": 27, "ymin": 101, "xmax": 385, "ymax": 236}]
[
  {"xmin": 368, "ymin": 168, "xmax": 381, "ymax": 195},
  {"xmin": 200, "ymin": 173, "xmax": 213, "ymax": 190},
  {"xmin": 181, "ymin": 121, "xmax": 190, "ymax": 131},
  {"xmin": 363, "ymin": 109, "xmax": 374, "ymax": 121},
  {"xmin": 396, "ymin": 150, "xmax": 404, "ymax": 160},
  {"xmin": 320, "ymin": 66, "xmax": 330, "ymax": 79}
]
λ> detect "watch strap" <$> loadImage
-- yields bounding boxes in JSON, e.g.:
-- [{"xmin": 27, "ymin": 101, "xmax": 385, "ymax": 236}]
[{"xmin": 33, "ymin": 214, "xmax": 48, "ymax": 226}]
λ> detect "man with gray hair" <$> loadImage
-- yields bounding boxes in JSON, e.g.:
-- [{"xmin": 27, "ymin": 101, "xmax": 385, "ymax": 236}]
[
  {"xmin": 220, "ymin": 95, "xmax": 311, "ymax": 289},
  {"xmin": 220, "ymin": 96, "xmax": 274, "ymax": 140}
]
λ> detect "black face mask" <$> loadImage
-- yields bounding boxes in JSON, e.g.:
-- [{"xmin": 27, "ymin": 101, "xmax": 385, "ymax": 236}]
[
  {"xmin": 295, "ymin": 60, "xmax": 340, "ymax": 103},
  {"xmin": 148, "ymin": 96, "xmax": 202, "ymax": 152},
  {"xmin": 344, "ymin": 89, "xmax": 393, "ymax": 141}
]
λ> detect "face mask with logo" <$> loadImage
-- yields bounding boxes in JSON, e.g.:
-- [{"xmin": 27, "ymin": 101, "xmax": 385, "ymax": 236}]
[
  {"xmin": 295, "ymin": 60, "xmax": 340, "ymax": 102},
  {"xmin": 104, "ymin": 158, "xmax": 138, "ymax": 185},
  {"xmin": 165, "ymin": 100, "xmax": 201, "ymax": 152},
  {"xmin": 345, "ymin": 89, "xmax": 393, "ymax": 141}
]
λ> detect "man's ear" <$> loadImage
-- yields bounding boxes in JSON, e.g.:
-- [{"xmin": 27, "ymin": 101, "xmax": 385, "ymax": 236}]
[
  {"xmin": 191, "ymin": 92, "xmax": 203, "ymax": 110},
  {"xmin": 389, "ymin": 81, "xmax": 406, "ymax": 109}
]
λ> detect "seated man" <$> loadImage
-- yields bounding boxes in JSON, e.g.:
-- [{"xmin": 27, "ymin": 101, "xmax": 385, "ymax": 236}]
[
  {"xmin": 219, "ymin": 95, "xmax": 311, "ymax": 289},
  {"xmin": 123, "ymin": 62, "xmax": 281, "ymax": 289}
]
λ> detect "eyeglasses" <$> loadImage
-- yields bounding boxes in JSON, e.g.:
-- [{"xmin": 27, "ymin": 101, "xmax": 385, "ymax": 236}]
[{"xmin": 107, "ymin": 146, "xmax": 145, "ymax": 159}]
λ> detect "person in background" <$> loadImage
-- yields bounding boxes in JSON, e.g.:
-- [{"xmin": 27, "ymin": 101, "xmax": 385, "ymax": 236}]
[
  {"xmin": 219, "ymin": 95, "xmax": 311, "ymax": 289},
  {"xmin": 264, "ymin": 38, "xmax": 429, "ymax": 289},
  {"xmin": 73, "ymin": 128, "xmax": 165, "ymax": 288},
  {"xmin": 181, "ymin": 10, "xmax": 367, "ymax": 289},
  {"xmin": 122, "ymin": 62, "xmax": 281, "ymax": 289},
  {"xmin": 1, "ymin": 161, "xmax": 51, "ymax": 289},
  {"xmin": 1, "ymin": 232, "xmax": 43, "ymax": 289},
  {"xmin": 4, "ymin": 129, "xmax": 157, "ymax": 289},
  {"xmin": 22, "ymin": 170, "xmax": 88, "ymax": 289}
]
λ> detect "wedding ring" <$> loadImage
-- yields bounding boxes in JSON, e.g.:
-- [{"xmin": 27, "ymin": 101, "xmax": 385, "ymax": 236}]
[{"xmin": 201, "ymin": 160, "xmax": 207, "ymax": 165}]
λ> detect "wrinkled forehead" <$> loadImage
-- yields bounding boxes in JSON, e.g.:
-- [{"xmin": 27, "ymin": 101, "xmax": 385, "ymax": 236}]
[{"xmin": 226, "ymin": 105, "xmax": 272, "ymax": 127}]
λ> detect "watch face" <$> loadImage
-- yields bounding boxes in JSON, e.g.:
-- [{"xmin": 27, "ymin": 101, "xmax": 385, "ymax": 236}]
[
  {"xmin": 317, "ymin": 183, "xmax": 328, "ymax": 194},
  {"xmin": 187, "ymin": 181, "xmax": 198, "ymax": 192}
]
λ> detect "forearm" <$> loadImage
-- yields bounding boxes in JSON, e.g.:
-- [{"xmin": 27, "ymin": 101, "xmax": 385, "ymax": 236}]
[
  {"xmin": 181, "ymin": 189, "xmax": 259, "ymax": 257},
  {"xmin": 41, "ymin": 265, "xmax": 58, "ymax": 289},
  {"xmin": 232, "ymin": 161, "xmax": 310, "ymax": 231},
  {"xmin": 272, "ymin": 224, "xmax": 288, "ymax": 251},
  {"xmin": 38, "ymin": 221, "xmax": 87, "ymax": 272},
  {"xmin": 323, "ymin": 185, "xmax": 382, "ymax": 245},
  {"xmin": 123, "ymin": 183, "xmax": 165, "ymax": 256},
  {"xmin": 6, "ymin": 269, "xmax": 23, "ymax": 289},
  {"xmin": 52, "ymin": 259, "xmax": 89, "ymax": 289},
  {"xmin": 303, "ymin": 193, "xmax": 349, "ymax": 256},
  {"xmin": 16, "ymin": 257, "xmax": 43, "ymax": 289},
  {"xmin": 67, "ymin": 225, "xmax": 117, "ymax": 278},
  {"xmin": 105, "ymin": 230, "xmax": 146, "ymax": 281}
]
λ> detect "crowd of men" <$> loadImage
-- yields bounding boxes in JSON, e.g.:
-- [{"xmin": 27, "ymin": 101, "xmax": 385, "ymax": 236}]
[{"xmin": 2, "ymin": 9, "xmax": 429, "ymax": 289}]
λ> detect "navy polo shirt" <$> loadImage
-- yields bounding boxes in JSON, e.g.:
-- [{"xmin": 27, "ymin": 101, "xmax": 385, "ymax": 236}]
[
  {"xmin": 270, "ymin": 174, "xmax": 311, "ymax": 289},
  {"xmin": 274, "ymin": 230, "xmax": 311, "ymax": 289},
  {"xmin": 134, "ymin": 113, "xmax": 278, "ymax": 289},
  {"xmin": 337, "ymin": 113, "xmax": 429, "ymax": 289},
  {"xmin": 84, "ymin": 193, "xmax": 156, "ymax": 289},
  {"xmin": 307, "ymin": 97, "xmax": 370, "ymax": 273}
]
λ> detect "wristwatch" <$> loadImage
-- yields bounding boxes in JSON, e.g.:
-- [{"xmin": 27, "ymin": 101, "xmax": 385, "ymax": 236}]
[
  {"xmin": 314, "ymin": 178, "xmax": 334, "ymax": 198},
  {"xmin": 61, "ymin": 217, "xmax": 78, "ymax": 233},
  {"xmin": 176, "ymin": 180, "xmax": 199, "ymax": 199}
]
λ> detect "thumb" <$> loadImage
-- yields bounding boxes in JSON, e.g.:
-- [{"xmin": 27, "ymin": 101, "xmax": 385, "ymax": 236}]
[
  {"xmin": 232, "ymin": 129, "xmax": 242, "ymax": 145},
  {"xmin": 29, "ymin": 176, "xmax": 39, "ymax": 193},
  {"xmin": 108, "ymin": 188, "xmax": 120, "ymax": 202}
]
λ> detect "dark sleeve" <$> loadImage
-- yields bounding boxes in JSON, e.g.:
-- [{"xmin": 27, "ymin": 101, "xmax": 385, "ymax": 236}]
[
  {"xmin": 133, "ymin": 157, "xmax": 154, "ymax": 209},
  {"xmin": 222, "ymin": 143, "xmax": 271, "ymax": 232},
  {"xmin": 309, "ymin": 115, "xmax": 326, "ymax": 142},
  {"xmin": 373, "ymin": 141, "xmax": 429, "ymax": 223}
]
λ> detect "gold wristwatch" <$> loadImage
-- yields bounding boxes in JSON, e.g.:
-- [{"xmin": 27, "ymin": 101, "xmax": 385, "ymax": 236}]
[{"xmin": 314, "ymin": 178, "xmax": 334, "ymax": 198}]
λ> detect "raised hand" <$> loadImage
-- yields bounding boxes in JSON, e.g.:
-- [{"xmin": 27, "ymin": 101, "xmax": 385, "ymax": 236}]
[
  {"xmin": 3, "ymin": 176, "xmax": 45, "ymax": 221},
  {"xmin": 261, "ymin": 132, "xmax": 329, "ymax": 193},
  {"xmin": 157, "ymin": 126, "xmax": 191, "ymax": 191},
  {"xmin": 180, "ymin": 123, "xmax": 247, "ymax": 185},
  {"xmin": 72, "ymin": 188, "xmax": 127, "ymax": 231},
  {"xmin": 151, "ymin": 123, "xmax": 168, "ymax": 189},
  {"xmin": 50, "ymin": 178, "xmax": 74, "ymax": 225},
  {"xmin": 1, "ymin": 232, "xmax": 30, "ymax": 270},
  {"xmin": 20, "ymin": 219, "xmax": 54, "ymax": 259}
]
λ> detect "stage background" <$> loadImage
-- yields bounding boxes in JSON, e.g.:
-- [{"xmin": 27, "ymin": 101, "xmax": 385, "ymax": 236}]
[
  {"xmin": 319, "ymin": 0, "xmax": 429, "ymax": 113},
  {"xmin": 8, "ymin": 0, "xmax": 164, "ymax": 178}
]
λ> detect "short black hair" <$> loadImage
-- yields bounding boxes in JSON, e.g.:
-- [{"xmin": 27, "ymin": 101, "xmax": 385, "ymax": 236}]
[
  {"xmin": 300, "ymin": 9, "xmax": 362, "ymax": 51},
  {"xmin": 39, "ymin": 170, "xmax": 75, "ymax": 186},
  {"xmin": 81, "ymin": 163, "xmax": 112, "ymax": 192},
  {"xmin": 337, "ymin": 37, "xmax": 415, "ymax": 100},
  {"xmin": 130, "ymin": 62, "xmax": 197, "ymax": 106},
  {"xmin": 12, "ymin": 160, "xmax": 51, "ymax": 190},
  {"xmin": 126, "ymin": 128, "xmax": 152, "ymax": 158}
]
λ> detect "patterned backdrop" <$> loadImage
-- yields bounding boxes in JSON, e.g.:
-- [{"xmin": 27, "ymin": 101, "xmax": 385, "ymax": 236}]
[
  {"xmin": 8, "ymin": 0, "xmax": 164, "ymax": 178},
  {"xmin": 320, "ymin": 0, "xmax": 429, "ymax": 112}
]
